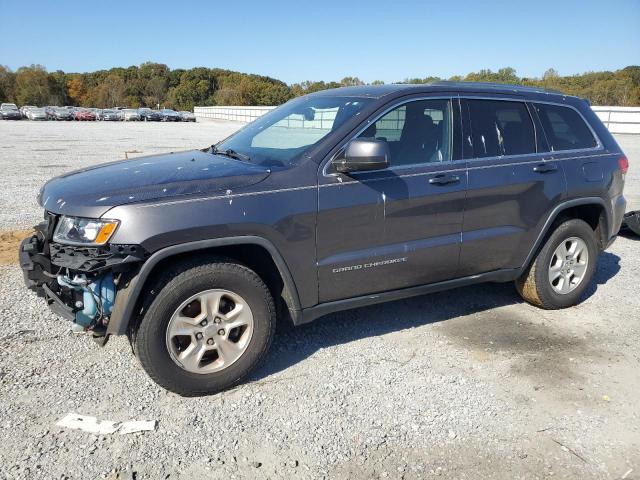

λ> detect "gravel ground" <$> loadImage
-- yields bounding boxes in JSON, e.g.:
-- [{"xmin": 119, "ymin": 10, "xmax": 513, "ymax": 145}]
[
  {"xmin": 0, "ymin": 120, "xmax": 242, "ymax": 230},
  {"xmin": 0, "ymin": 121, "xmax": 639, "ymax": 479}
]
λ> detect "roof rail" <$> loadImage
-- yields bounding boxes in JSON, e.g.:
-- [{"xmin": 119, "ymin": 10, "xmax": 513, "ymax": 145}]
[{"xmin": 429, "ymin": 80, "xmax": 564, "ymax": 95}]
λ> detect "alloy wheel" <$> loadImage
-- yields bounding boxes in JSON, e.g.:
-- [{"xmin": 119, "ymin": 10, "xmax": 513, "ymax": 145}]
[
  {"xmin": 548, "ymin": 236, "xmax": 589, "ymax": 294},
  {"xmin": 165, "ymin": 289, "xmax": 254, "ymax": 374}
]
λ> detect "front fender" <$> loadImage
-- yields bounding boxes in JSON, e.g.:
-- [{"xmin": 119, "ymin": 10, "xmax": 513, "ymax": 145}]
[{"xmin": 107, "ymin": 236, "xmax": 302, "ymax": 336}]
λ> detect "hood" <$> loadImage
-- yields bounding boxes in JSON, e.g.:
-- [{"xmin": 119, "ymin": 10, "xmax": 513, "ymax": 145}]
[{"xmin": 39, "ymin": 150, "xmax": 271, "ymax": 218}]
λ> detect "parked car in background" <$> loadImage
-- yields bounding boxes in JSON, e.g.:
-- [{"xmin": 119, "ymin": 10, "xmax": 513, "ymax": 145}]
[
  {"xmin": 27, "ymin": 107, "xmax": 49, "ymax": 121},
  {"xmin": 102, "ymin": 109, "xmax": 121, "ymax": 121},
  {"xmin": 20, "ymin": 106, "xmax": 36, "ymax": 118},
  {"xmin": 138, "ymin": 108, "xmax": 162, "ymax": 121},
  {"xmin": 74, "ymin": 109, "xmax": 97, "ymax": 121},
  {"xmin": 123, "ymin": 109, "xmax": 140, "ymax": 121},
  {"xmin": 0, "ymin": 103, "xmax": 22, "ymax": 120},
  {"xmin": 159, "ymin": 108, "xmax": 181, "ymax": 122},
  {"xmin": 90, "ymin": 108, "xmax": 104, "ymax": 121},
  {"xmin": 51, "ymin": 107, "xmax": 73, "ymax": 121},
  {"xmin": 178, "ymin": 111, "xmax": 196, "ymax": 122}
]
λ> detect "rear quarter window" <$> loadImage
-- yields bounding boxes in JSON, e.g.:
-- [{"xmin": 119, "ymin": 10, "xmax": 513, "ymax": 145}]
[{"xmin": 533, "ymin": 103, "xmax": 597, "ymax": 151}]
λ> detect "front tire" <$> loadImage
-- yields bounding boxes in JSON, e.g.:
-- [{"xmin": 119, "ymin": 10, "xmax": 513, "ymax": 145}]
[
  {"xmin": 516, "ymin": 219, "xmax": 598, "ymax": 309},
  {"xmin": 133, "ymin": 259, "xmax": 276, "ymax": 396}
]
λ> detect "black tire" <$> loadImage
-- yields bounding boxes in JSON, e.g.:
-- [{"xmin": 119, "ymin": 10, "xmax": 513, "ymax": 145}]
[
  {"xmin": 133, "ymin": 258, "xmax": 276, "ymax": 396},
  {"xmin": 515, "ymin": 219, "xmax": 598, "ymax": 309}
]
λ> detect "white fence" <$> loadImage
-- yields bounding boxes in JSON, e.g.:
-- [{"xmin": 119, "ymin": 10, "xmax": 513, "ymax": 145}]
[
  {"xmin": 592, "ymin": 106, "xmax": 640, "ymax": 134},
  {"xmin": 195, "ymin": 105, "xmax": 640, "ymax": 134},
  {"xmin": 194, "ymin": 106, "xmax": 275, "ymax": 123}
]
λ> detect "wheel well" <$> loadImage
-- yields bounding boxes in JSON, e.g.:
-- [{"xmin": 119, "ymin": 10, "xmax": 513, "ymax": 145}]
[
  {"xmin": 521, "ymin": 202, "xmax": 609, "ymax": 276},
  {"xmin": 133, "ymin": 244, "xmax": 295, "ymax": 328},
  {"xmin": 554, "ymin": 203, "xmax": 607, "ymax": 248}
]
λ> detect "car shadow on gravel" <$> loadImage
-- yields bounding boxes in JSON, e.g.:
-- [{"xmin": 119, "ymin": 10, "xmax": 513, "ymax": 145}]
[
  {"xmin": 580, "ymin": 251, "xmax": 621, "ymax": 301},
  {"xmin": 251, "ymin": 251, "xmax": 621, "ymax": 381}
]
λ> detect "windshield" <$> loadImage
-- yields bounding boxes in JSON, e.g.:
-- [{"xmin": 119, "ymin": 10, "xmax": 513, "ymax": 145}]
[{"xmin": 215, "ymin": 96, "xmax": 372, "ymax": 168}]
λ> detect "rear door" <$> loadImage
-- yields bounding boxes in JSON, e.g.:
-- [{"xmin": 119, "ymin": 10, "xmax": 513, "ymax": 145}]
[
  {"xmin": 458, "ymin": 97, "xmax": 566, "ymax": 276},
  {"xmin": 316, "ymin": 97, "xmax": 467, "ymax": 302},
  {"xmin": 531, "ymin": 101, "xmax": 606, "ymax": 200}
]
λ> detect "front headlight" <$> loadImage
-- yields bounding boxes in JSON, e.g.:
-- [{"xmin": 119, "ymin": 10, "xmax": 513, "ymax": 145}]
[{"xmin": 53, "ymin": 216, "xmax": 119, "ymax": 246}]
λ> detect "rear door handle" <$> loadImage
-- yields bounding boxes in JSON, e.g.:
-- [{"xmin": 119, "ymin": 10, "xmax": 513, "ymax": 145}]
[
  {"xmin": 429, "ymin": 173, "xmax": 460, "ymax": 185},
  {"xmin": 533, "ymin": 163, "xmax": 558, "ymax": 173}
]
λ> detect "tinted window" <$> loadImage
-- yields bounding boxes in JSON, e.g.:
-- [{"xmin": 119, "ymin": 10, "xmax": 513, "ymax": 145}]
[
  {"xmin": 359, "ymin": 99, "xmax": 452, "ymax": 166},
  {"xmin": 467, "ymin": 100, "xmax": 536, "ymax": 158},
  {"xmin": 534, "ymin": 103, "xmax": 597, "ymax": 151}
]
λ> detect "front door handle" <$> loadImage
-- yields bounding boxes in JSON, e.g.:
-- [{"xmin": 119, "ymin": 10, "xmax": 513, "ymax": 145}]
[
  {"xmin": 533, "ymin": 163, "xmax": 558, "ymax": 173},
  {"xmin": 429, "ymin": 173, "xmax": 460, "ymax": 185}
]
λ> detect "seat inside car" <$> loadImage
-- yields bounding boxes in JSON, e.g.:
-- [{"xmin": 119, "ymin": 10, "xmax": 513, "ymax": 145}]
[
  {"xmin": 396, "ymin": 106, "xmax": 437, "ymax": 165},
  {"xmin": 501, "ymin": 121, "xmax": 533, "ymax": 155}
]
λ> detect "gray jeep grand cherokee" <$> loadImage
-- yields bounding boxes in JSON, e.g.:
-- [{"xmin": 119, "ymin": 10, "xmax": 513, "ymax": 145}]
[{"xmin": 20, "ymin": 83, "xmax": 628, "ymax": 396}]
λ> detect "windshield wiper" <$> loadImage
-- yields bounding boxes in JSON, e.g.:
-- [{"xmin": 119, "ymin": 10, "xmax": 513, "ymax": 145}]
[{"xmin": 210, "ymin": 145, "xmax": 251, "ymax": 162}]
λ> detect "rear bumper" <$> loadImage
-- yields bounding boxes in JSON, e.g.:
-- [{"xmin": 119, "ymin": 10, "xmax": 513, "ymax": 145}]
[{"xmin": 603, "ymin": 194, "xmax": 627, "ymax": 249}]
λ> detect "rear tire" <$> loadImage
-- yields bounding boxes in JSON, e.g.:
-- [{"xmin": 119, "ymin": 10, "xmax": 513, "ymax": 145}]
[
  {"xmin": 516, "ymin": 219, "xmax": 598, "ymax": 309},
  {"xmin": 133, "ymin": 259, "xmax": 276, "ymax": 396}
]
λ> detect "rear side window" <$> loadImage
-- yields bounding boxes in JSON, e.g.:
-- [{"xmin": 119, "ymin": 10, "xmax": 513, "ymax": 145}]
[
  {"xmin": 466, "ymin": 100, "xmax": 536, "ymax": 158},
  {"xmin": 533, "ymin": 103, "xmax": 597, "ymax": 151}
]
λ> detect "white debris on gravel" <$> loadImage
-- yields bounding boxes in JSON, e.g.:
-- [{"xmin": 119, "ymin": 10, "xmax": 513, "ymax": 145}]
[
  {"xmin": 119, "ymin": 419, "xmax": 157, "ymax": 435},
  {"xmin": 56, "ymin": 413, "xmax": 119, "ymax": 434},
  {"xmin": 0, "ymin": 123, "xmax": 639, "ymax": 479},
  {"xmin": 55, "ymin": 413, "xmax": 156, "ymax": 435}
]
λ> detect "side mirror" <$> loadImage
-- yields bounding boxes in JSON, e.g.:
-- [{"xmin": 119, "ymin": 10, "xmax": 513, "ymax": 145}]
[
  {"xmin": 334, "ymin": 138, "xmax": 390, "ymax": 173},
  {"xmin": 292, "ymin": 106, "xmax": 316, "ymax": 121}
]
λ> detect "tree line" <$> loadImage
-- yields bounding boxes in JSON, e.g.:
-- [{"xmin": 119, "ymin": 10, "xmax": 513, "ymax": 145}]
[{"xmin": 1, "ymin": 63, "xmax": 638, "ymax": 110}]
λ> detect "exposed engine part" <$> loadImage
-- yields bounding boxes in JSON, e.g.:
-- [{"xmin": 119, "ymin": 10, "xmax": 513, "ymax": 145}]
[{"xmin": 57, "ymin": 273, "xmax": 116, "ymax": 329}]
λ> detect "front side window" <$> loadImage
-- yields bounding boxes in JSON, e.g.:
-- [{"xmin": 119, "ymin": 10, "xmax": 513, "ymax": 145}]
[
  {"xmin": 358, "ymin": 99, "xmax": 452, "ymax": 166},
  {"xmin": 217, "ymin": 96, "xmax": 372, "ymax": 168},
  {"xmin": 533, "ymin": 103, "xmax": 597, "ymax": 151},
  {"xmin": 467, "ymin": 100, "xmax": 536, "ymax": 158}
]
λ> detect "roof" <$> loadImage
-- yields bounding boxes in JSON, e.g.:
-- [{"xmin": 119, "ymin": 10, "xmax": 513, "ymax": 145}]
[{"xmin": 310, "ymin": 81, "xmax": 570, "ymax": 101}]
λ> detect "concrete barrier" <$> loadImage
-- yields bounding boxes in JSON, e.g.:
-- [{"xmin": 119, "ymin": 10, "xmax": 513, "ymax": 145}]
[
  {"xmin": 195, "ymin": 105, "xmax": 640, "ymax": 135},
  {"xmin": 592, "ymin": 106, "xmax": 640, "ymax": 135}
]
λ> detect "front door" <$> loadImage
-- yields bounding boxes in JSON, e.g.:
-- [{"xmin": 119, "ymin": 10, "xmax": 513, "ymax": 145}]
[{"xmin": 316, "ymin": 97, "xmax": 467, "ymax": 303}]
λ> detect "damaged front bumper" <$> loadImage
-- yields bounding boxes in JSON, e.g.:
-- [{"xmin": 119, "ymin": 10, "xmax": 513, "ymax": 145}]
[{"xmin": 19, "ymin": 213, "xmax": 146, "ymax": 343}]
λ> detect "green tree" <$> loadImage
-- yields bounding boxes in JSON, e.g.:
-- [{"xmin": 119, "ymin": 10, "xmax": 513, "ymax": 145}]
[
  {"xmin": 95, "ymin": 74, "xmax": 126, "ymax": 107},
  {"xmin": 0, "ymin": 65, "xmax": 16, "ymax": 103},
  {"xmin": 14, "ymin": 65, "xmax": 51, "ymax": 106},
  {"xmin": 145, "ymin": 77, "xmax": 167, "ymax": 108},
  {"xmin": 339, "ymin": 76, "xmax": 364, "ymax": 87}
]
